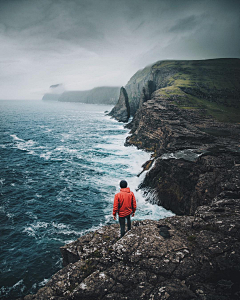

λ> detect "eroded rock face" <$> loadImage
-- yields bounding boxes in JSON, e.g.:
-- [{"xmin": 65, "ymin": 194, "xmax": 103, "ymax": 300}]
[
  {"xmin": 126, "ymin": 92, "xmax": 240, "ymax": 155},
  {"xmin": 21, "ymin": 192, "xmax": 240, "ymax": 300},
  {"xmin": 125, "ymin": 89, "xmax": 240, "ymax": 216},
  {"xmin": 141, "ymin": 151, "xmax": 240, "ymax": 215},
  {"xmin": 108, "ymin": 87, "xmax": 130, "ymax": 122}
]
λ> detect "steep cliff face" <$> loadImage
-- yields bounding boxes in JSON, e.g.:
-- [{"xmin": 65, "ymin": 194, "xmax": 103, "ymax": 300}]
[
  {"xmin": 108, "ymin": 87, "xmax": 130, "ymax": 122},
  {"xmin": 124, "ymin": 58, "xmax": 240, "ymax": 120},
  {"xmin": 141, "ymin": 151, "xmax": 240, "ymax": 215},
  {"xmin": 126, "ymin": 87, "xmax": 240, "ymax": 215},
  {"xmin": 124, "ymin": 58, "xmax": 240, "ymax": 216},
  {"xmin": 42, "ymin": 93, "xmax": 60, "ymax": 101}
]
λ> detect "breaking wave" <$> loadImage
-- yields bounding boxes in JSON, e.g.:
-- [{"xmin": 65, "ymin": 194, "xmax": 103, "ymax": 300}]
[{"xmin": 0, "ymin": 100, "xmax": 173, "ymax": 299}]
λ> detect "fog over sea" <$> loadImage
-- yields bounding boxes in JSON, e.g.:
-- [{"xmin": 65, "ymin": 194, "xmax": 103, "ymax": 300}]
[{"xmin": 0, "ymin": 100, "xmax": 174, "ymax": 299}]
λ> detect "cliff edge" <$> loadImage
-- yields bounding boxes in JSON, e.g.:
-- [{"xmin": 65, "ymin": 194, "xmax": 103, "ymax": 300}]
[
  {"xmin": 22, "ymin": 59, "xmax": 240, "ymax": 300},
  {"xmin": 22, "ymin": 193, "xmax": 240, "ymax": 299}
]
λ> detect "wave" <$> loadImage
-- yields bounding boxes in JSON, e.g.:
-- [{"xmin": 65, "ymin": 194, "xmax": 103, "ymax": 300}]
[
  {"xmin": 22, "ymin": 220, "xmax": 106, "ymax": 243},
  {"xmin": 1, "ymin": 101, "xmax": 176, "ymax": 299},
  {"xmin": 10, "ymin": 134, "xmax": 24, "ymax": 142}
]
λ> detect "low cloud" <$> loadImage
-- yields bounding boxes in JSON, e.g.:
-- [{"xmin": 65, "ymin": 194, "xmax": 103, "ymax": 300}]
[
  {"xmin": 0, "ymin": 0, "xmax": 239, "ymax": 99},
  {"xmin": 169, "ymin": 15, "xmax": 203, "ymax": 32}
]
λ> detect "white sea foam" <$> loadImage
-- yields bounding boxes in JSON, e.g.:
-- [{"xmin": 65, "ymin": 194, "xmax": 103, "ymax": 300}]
[
  {"xmin": 38, "ymin": 278, "xmax": 49, "ymax": 287},
  {"xmin": 6, "ymin": 213, "xmax": 15, "ymax": 219},
  {"xmin": 10, "ymin": 134, "xmax": 38, "ymax": 156},
  {"xmin": 40, "ymin": 151, "xmax": 52, "ymax": 160},
  {"xmin": 25, "ymin": 211, "xmax": 38, "ymax": 219},
  {"xmin": 10, "ymin": 134, "xmax": 24, "ymax": 142},
  {"xmin": 23, "ymin": 221, "xmax": 97, "ymax": 240},
  {"xmin": 60, "ymin": 133, "xmax": 72, "ymax": 140},
  {"xmin": 0, "ymin": 279, "xmax": 26, "ymax": 297},
  {"xmin": 96, "ymin": 125, "xmax": 174, "ymax": 221},
  {"xmin": 0, "ymin": 205, "xmax": 5, "ymax": 213},
  {"xmin": 55, "ymin": 146, "xmax": 78, "ymax": 154},
  {"xmin": 1, "ymin": 102, "xmax": 176, "ymax": 300},
  {"xmin": 12, "ymin": 279, "xmax": 24, "ymax": 289}
]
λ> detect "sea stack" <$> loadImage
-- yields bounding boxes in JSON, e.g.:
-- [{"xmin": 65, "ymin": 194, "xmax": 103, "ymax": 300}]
[{"xmin": 108, "ymin": 87, "xmax": 130, "ymax": 122}]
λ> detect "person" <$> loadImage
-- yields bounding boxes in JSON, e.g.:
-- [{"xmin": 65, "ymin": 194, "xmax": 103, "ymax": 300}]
[{"xmin": 113, "ymin": 180, "xmax": 137, "ymax": 237}]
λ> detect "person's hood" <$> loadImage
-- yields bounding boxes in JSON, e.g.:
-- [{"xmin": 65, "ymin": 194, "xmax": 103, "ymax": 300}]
[{"xmin": 120, "ymin": 187, "xmax": 130, "ymax": 193}]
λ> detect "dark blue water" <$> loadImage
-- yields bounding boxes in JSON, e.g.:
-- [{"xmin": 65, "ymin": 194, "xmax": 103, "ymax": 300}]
[{"xmin": 0, "ymin": 100, "xmax": 173, "ymax": 299}]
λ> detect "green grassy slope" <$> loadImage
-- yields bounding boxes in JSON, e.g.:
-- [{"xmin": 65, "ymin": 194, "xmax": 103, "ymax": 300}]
[{"xmin": 126, "ymin": 58, "xmax": 240, "ymax": 122}]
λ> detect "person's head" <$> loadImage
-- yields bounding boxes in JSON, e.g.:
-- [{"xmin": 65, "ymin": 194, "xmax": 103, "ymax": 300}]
[{"xmin": 120, "ymin": 180, "xmax": 127, "ymax": 188}]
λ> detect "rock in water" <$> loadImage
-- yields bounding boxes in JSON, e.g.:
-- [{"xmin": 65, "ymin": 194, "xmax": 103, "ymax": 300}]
[{"xmin": 108, "ymin": 87, "xmax": 130, "ymax": 122}]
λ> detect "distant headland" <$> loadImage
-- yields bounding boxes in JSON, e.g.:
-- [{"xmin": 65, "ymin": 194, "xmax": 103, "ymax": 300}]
[{"xmin": 42, "ymin": 86, "xmax": 120, "ymax": 105}]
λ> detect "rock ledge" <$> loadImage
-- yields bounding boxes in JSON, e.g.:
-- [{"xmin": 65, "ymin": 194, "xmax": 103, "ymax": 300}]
[{"xmin": 22, "ymin": 191, "xmax": 240, "ymax": 299}]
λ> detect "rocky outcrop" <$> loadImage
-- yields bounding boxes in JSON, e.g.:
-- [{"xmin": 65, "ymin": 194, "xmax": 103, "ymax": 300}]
[
  {"xmin": 21, "ymin": 191, "xmax": 240, "ymax": 299},
  {"xmin": 125, "ymin": 93, "xmax": 213, "ymax": 153},
  {"xmin": 141, "ymin": 151, "xmax": 240, "ymax": 215},
  {"xmin": 108, "ymin": 87, "xmax": 130, "ymax": 122},
  {"xmin": 126, "ymin": 88, "xmax": 240, "ymax": 215}
]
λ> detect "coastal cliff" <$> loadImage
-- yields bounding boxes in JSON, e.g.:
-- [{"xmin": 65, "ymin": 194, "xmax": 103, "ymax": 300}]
[
  {"xmin": 22, "ymin": 59, "xmax": 240, "ymax": 299},
  {"xmin": 125, "ymin": 86, "xmax": 240, "ymax": 216},
  {"xmin": 125, "ymin": 58, "xmax": 240, "ymax": 120},
  {"xmin": 42, "ymin": 86, "xmax": 120, "ymax": 105}
]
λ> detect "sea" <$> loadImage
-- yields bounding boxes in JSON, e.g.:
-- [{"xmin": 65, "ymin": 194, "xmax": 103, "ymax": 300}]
[{"xmin": 0, "ymin": 100, "xmax": 174, "ymax": 299}]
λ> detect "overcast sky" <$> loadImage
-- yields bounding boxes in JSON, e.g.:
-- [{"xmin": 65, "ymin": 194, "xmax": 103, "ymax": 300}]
[{"xmin": 0, "ymin": 0, "xmax": 239, "ymax": 99}]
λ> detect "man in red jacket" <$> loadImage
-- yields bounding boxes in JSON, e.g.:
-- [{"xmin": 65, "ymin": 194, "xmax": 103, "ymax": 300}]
[{"xmin": 113, "ymin": 180, "xmax": 137, "ymax": 237}]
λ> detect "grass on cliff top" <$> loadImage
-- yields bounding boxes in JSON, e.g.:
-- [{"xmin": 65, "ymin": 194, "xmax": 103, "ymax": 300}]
[
  {"xmin": 152, "ymin": 59, "xmax": 240, "ymax": 91},
  {"xmin": 155, "ymin": 86, "xmax": 240, "ymax": 123},
  {"xmin": 146, "ymin": 59, "xmax": 240, "ymax": 123}
]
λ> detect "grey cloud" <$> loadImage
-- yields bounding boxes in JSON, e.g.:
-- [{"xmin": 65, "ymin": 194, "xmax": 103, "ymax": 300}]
[
  {"xmin": 169, "ymin": 15, "xmax": 203, "ymax": 32},
  {"xmin": 0, "ymin": 0, "xmax": 240, "ymax": 99}
]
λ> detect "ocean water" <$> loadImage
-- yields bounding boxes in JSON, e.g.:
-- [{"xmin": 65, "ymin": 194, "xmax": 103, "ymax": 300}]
[{"xmin": 0, "ymin": 100, "xmax": 174, "ymax": 299}]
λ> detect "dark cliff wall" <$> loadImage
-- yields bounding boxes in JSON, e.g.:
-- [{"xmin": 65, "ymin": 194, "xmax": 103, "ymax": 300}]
[{"xmin": 126, "ymin": 88, "xmax": 240, "ymax": 216}]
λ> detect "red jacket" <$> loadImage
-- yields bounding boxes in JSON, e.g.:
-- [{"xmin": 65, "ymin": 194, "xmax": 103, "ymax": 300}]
[{"xmin": 113, "ymin": 188, "xmax": 137, "ymax": 217}]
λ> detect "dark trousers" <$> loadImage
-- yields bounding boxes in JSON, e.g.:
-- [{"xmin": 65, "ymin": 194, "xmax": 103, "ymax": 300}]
[{"xmin": 119, "ymin": 214, "xmax": 131, "ymax": 237}]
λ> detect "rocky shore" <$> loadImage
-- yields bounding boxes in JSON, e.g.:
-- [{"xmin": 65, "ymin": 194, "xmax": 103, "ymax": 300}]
[
  {"xmin": 22, "ymin": 59, "xmax": 240, "ymax": 299},
  {"xmin": 126, "ymin": 90, "xmax": 240, "ymax": 217},
  {"xmin": 22, "ymin": 194, "xmax": 240, "ymax": 299}
]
